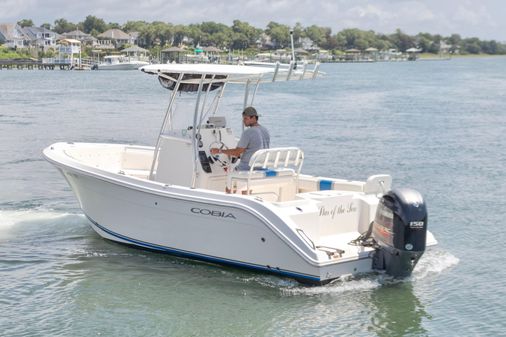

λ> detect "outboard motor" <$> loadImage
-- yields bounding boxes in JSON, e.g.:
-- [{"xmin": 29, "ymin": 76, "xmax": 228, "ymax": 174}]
[{"xmin": 372, "ymin": 188, "xmax": 428, "ymax": 277}]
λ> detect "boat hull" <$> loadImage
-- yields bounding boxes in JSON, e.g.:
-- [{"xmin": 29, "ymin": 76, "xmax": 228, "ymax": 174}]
[
  {"xmin": 96, "ymin": 61, "xmax": 149, "ymax": 70},
  {"xmin": 43, "ymin": 143, "xmax": 375, "ymax": 284},
  {"xmin": 65, "ymin": 169, "xmax": 373, "ymax": 283}
]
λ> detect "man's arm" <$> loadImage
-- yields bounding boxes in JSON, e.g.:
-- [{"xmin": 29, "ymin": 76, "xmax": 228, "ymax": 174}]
[{"xmin": 210, "ymin": 147, "xmax": 245, "ymax": 157}]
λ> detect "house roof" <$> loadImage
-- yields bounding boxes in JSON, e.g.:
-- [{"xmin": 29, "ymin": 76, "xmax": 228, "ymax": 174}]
[
  {"xmin": 202, "ymin": 46, "xmax": 222, "ymax": 53},
  {"xmin": 97, "ymin": 29, "xmax": 131, "ymax": 40},
  {"xmin": 22, "ymin": 26, "xmax": 61, "ymax": 41},
  {"xmin": 63, "ymin": 30, "xmax": 97, "ymax": 42},
  {"xmin": 162, "ymin": 46, "xmax": 186, "ymax": 52},
  {"xmin": 0, "ymin": 23, "xmax": 28, "ymax": 40},
  {"xmin": 122, "ymin": 45, "xmax": 148, "ymax": 53},
  {"xmin": 58, "ymin": 38, "xmax": 81, "ymax": 45},
  {"xmin": 63, "ymin": 30, "xmax": 89, "ymax": 38}
]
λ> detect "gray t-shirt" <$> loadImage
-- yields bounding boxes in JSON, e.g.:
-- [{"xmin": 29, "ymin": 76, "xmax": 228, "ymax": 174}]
[{"xmin": 236, "ymin": 125, "xmax": 270, "ymax": 170}]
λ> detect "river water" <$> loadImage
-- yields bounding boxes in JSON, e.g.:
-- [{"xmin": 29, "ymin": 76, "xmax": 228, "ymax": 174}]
[{"xmin": 1, "ymin": 57, "xmax": 505, "ymax": 336}]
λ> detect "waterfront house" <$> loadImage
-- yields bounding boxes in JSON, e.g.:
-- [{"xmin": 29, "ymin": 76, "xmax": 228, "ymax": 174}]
[
  {"xmin": 161, "ymin": 46, "xmax": 186, "ymax": 63},
  {"xmin": 121, "ymin": 45, "xmax": 149, "ymax": 62},
  {"xmin": 379, "ymin": 48, "xmax": 404, "ymax": 61},
  {"xmin": 344, "ymin": 48, "xmax": 361, "ymax": 61},
  {"xmin": 299, "ymin": 37, "xmax": 317, "ymax": 51},
  {"xmin": 22, "ymin": 26, "xmax": 60, "ymax": 51},
  {"xmin": 62, "ymin": 29, "xmax": 97, "ymax": 47},
  {"xmin": 202, "ymin": 46, "xmax": 222, "ymax": 63},
  {"xmin": 0, "ymin": 23, "xmax": 29, "ymax": 49},
  {"xmin": 256, "ymin": 33, "xmax": 274, "ymax": 50},
  {"xmin": 406, "ymin": 47, "xmax": 422, "ymax": 60},
  {"xmin": 54, "ymin": 38, "xmax": 81, "ymax": 66},
  {"xmin": 97, "ymin": 29, "xmax": 135, "ymax": 49},
  {"xmin": 128, "ymin": 32, "xmax": 141, "ymax": 46},
  {"xmin": 364, "ymin": 47, "xmax": 379, "ymax": 61}
]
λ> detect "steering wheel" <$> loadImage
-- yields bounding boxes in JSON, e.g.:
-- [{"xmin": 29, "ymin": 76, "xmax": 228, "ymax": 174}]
[{"xmin": 209, "ymin": 141, "xmax": 231, "ymax": 168}]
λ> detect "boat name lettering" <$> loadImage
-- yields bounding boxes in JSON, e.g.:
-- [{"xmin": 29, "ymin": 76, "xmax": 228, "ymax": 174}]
[
  {"xmin": 319, "ymin": 203, "xmax": 357, "ymax": 219},
  {"xmin": 191, "ymin": 207, "xmax": 236, "ymax": 219}
]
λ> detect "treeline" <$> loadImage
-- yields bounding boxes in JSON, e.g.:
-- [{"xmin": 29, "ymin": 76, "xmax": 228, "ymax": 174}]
[{"xmin": 18, "ymin": 16, "xmax": 506, "ymax": 55}]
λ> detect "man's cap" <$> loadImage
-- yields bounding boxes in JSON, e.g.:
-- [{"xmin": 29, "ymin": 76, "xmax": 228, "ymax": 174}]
[{"xmin": 242, "ymin": 106, "xmax": 259, "ymax": 117}]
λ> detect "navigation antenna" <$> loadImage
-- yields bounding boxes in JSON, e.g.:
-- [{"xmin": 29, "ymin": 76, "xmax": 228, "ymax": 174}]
[{"xmin": 290, "ymin": 30, "xmax": 297, "ymax": 70}]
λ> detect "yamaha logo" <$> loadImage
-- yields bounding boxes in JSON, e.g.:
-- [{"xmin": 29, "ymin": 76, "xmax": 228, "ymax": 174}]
[{"xmin": 191, "ymin": 207, "xmax": 236, "ymax": 219}]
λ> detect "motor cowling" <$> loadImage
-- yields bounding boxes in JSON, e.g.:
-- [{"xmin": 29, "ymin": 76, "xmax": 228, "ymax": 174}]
[{"xmin": 372, "ymin": 188, "xmax": 428, "ymax": 277}]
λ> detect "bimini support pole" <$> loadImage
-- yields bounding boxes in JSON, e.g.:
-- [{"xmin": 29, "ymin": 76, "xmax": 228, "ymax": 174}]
[
  {"xmin": 290, "ymin": 29, "xmax": 297, "ymax": 70},
  {"xmin": 149, "ymin": 72, "xmax": 183, "ymax": 181},
  {"xmin": 191, "ymin": 74, "xmax": 207, "ymax": 189}
]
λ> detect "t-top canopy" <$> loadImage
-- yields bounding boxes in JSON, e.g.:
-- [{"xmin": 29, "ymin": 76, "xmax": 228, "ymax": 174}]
[
  {"xmin": 140, "ymin": 63, "xmax": 321, "ymax": 91},
  {"xmin": 141, "ymin": 63, "xmax": 274, "ymax": 76}
]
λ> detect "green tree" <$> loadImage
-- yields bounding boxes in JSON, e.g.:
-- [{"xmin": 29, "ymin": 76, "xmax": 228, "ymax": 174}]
[
  {"xmin": 265, "ymin": 22, "xmax": 291, "ymax": 49},
  {"xmin": 153, "ymin": 21, "xmax": 174, "ymax": 46},
  {"xmin": 231, "ymin": 31, "xmax": 249, "ymax": 50},
  {"xmin": 81, "ymin": 15, "xmax": 107, "ymax": 34},
  {"xmin": 186, "ymin": 24, "xmax": 204, "ymax": 46},
  {"xmin": 335, "ymin": 29, "xmax": 363, "ymax": 49},
  {"xmin": 292, "ymin": 22, "xmax": 305, "ymax": 48},
  {"xmin": 446, "ymin": 34, "xmax": 461, "ymax": 53},
  {"xmin": 211, "ymin": 31, "xmax": 232, "ymax": 48},
  {"xmin": 200, "ymin": 21, "xmax": 229, "ymax": 36},
  {"xmin": 17, "ymin": 19, "xmax": 34, "ymax": 27},
  {"xmin": 137, "ymin": 22, "xmax": 172, "ymax": 48},
  {"xmin": 461, "ymin": 37, "xmax": 481, "ymax": 54},
  {"xmin": 107, "ymin": 22, "xmax": 121, "ymax": 30},
  {"xmin": 123, "ymin": 21, "xmax": 149, "ymax": 33},
  {"xmin": 231, "ymin": 20, "xmax": 261, "ymax": 49},
  {"xmin": 416, "ymin": 33, "xmax": 432, "ymax": 52},
  {"xmin": 389, "ymin": 29, "xmax": 416, "ymax": 51},
  {"xmin": 373, "ymin": 34, "xmax": 392, "ymax": 51},
  {"xmin": 123, "ymin": 21, "xmax": 150, "ymax": 46},
  {"xmin": 199, "ymin": 21, "xmax": 231, "ymax": 47},
  {"xmin": 305, "ymin": 25, "xmax": 328, "ymax": 48},
  {"xmin": 53, "ymin": 18, "xmax": 77, "ymax": 34},
  {"xmin": 480, "ymin": 40, "xmax": 498, "ymax": 54},
  {"xmin": 172, "ymin": 24, "xmax": 188, "ymax": 46}
]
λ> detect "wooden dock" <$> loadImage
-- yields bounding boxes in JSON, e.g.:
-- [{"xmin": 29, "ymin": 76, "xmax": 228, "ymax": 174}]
[{"xmin": 0, "ymin": 58, "xmax": 78, "ymax": 70}]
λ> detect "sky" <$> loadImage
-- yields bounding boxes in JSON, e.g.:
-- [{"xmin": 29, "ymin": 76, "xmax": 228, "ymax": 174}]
[{"xmin": 1, "ymin": 0, "xmax": 505, "ymax": 41}]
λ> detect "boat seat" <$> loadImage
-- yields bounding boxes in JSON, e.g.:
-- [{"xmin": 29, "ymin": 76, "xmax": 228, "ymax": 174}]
[
  {"xmin": 228, "ymin": 147, "xmax": 304, "ymax": 200},
  {"xmin": 231, "ymin": 168, "xmax": 295, "ymax": 179}
]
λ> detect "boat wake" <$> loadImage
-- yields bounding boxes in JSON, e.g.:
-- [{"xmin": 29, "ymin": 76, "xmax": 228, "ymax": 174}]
[
  {"xmin": 281, "ymin": 277, "xmax": 382, "ymax": 296},
  {"xmin": 240, "ymin": 248, "xmax": 459, "ymax": 296},
  {"xmin": 411, "ymin": 248, "xmax": 459, "ymax": 280},
  {"xmin": 0, "ymin": 208, "xmax": 84, "ymax": 230},
  {"xmin": 0, "ymin": 207, "xmax": 459, "ymax": 294}
]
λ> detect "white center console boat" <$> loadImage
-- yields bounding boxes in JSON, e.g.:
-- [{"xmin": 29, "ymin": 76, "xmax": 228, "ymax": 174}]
[
  {"xmin": 94, "ymin": 55, "xmax": 149, "ymax": 70},
  {"xmin": 43, "ymin": 63, "xmax": 436, "ymax": 284}
]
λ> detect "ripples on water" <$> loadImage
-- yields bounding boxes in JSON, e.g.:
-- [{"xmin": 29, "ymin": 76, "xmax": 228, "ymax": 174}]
[
  {"xmin": 1, "ymin": 208, "xmax": 458, "ymax": 337},
  {"xmin": 1, "ymin": 58, "xmax": 505, "ymax": 336}
]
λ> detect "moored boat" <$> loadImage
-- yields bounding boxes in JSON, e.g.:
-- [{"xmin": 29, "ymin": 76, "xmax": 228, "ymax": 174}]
[{"xmin": 94, "ymin": 55, "xmax": 149, "ymax": 70}]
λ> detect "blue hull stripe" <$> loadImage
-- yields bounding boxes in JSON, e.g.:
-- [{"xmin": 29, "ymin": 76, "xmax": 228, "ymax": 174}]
[{"xmin": 86, "ymin": 215, "xmax": 321, "ymax": 283}]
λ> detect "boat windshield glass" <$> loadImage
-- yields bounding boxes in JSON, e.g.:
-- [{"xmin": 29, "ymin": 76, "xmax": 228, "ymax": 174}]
[{"xmin": 160, "ymin": 86, "xmax": 244, "ymax": 138}]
